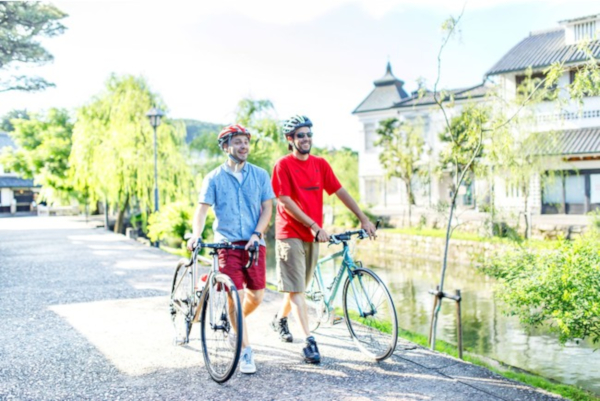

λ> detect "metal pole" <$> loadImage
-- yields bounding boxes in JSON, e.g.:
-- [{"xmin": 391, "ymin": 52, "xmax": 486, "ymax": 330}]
[
  {"xmin": 153, "ymin": 125, "xmax": 159, "ymax": 248},
  {"xmin": 153, "ymin": 125, "xmax": 159, "ymax": 214},
  {"xmin": 455, "ymin": 289, "xmax": 463, "ymax": 359},
  {"xmin": 428, "ymin": 285, "xmax": 440, "ymax": 349}
]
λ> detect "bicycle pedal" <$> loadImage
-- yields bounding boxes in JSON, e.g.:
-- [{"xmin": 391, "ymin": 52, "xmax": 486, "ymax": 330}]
[{"xmin": 331, "ymin": 316, "xmax": 344, "ymax": 325}]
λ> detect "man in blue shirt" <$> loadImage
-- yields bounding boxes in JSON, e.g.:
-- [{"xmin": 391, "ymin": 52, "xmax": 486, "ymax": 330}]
[{"xmin": 187, "ymin": 124, "xmax": 275, "ymax": 374}]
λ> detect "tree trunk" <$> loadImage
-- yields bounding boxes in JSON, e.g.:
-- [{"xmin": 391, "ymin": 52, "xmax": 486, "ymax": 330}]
[
  {"xmin": 522, "ymin": 184, "xmax": 530, "ymax": 239},
  {"xmin": 404, "ymin": 180, "xmax": 412, "ymax": 227},
  {"xmin": 104, "ymin": 199, "xmax": 109, "ymax": 231},
  {"xmin": 114, "ymin": 196, "xmax": 130, "ymax": 234}
]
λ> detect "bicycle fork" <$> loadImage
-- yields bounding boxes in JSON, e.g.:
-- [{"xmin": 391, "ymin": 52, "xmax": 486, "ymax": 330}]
[{"xmin": 348, "ymin": 270, "xmax": 376, "ymax": 318}]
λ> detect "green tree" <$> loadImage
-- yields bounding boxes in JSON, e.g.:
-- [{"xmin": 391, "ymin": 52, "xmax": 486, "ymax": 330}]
[
  {"xmin": 0, "ymin": 108, "xmax": 76, "ymax": 202},
  {"xmin": 428, "ymin": 10, "xmax": 599, "ymax": 350},
  {"xmin": 69, "ymin": 74, "xmax": 194, "ymax": 233},
  {"xmin": 486, "ymin": 67, "xmax": 562, "ymax": 239},
  {"xmin": 234, "ymin": 98, "xmax": 286, "ymax": 171},
  {"xmin": 312, "ymin": 146, "xmax": 362, "ymax": 227},
  {"xmin": 0, "ymin": 2, "xmax": 67, "ymax": 92},
  {"xmin": 375, "ymin": 117, "xmax": 425, "ymax": 226},
  {"xmin": 1, "ymin": 109, "xmax": 29, "ymax": 132}
]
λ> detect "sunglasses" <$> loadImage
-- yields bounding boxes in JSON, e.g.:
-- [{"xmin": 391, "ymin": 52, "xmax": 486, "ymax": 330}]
[{"xmin": 295, "ymin": 132, "xmax": 313, "ymax": 139}]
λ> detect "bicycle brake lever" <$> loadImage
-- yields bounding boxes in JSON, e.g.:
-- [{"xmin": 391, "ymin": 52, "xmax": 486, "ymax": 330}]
[{"xmin": 254, "ymin": 241, "xmax": 259, "ymax": 266}]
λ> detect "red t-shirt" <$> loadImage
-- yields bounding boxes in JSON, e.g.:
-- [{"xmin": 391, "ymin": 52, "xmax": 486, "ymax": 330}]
[{"xmin": 272, "ymin": 154, "xmax": 342, "ymax": 242}]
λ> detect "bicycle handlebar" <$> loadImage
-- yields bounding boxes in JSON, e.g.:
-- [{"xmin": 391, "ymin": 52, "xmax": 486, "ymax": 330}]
[
  {"xmin": 315, "ymin": 219, "xmax": 381, "ymax": 244},
  {"xmin": 193, "ymin": 239, "xmax": 259, "ymax": 269}
]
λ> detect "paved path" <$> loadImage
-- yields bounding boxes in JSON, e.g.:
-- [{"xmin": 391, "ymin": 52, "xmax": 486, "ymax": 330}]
[{"xmin": 0, "ymin": 216, "xmax": 564, "ymax": 400}]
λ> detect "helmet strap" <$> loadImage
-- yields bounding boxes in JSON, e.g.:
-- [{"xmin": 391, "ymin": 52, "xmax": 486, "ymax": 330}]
[
  {"xmin": 289, "ymin": 133, "xmax": 311, "ymax": 155},
  {"xmin": 226, "ymin": 136, "xmax": 245, "ymax": 168},
  {"xmin": 293, "ymin": 141, "xmax": 311, "ymax": 155}
]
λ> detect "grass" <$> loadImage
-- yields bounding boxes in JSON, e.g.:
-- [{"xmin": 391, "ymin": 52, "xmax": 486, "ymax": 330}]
[
  {"xmin": 385, "ymin": 227, "xmax": 487, "ymax": 242},
  {"xmin": 395, "ymin": 328, "xmax": 600, "ymax": 401},
  {"xmin": 340, "ymin": 306, "xmax": 599, "ymax": 400},
  {"xmin": 383, "ymin": 226, "xmax": 555, "ymax": 249}
]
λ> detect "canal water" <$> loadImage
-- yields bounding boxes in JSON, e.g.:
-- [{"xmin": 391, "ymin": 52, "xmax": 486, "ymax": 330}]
[{"xmin": 265, "ymin": 240, "xmax": 599, "ymax": 395}]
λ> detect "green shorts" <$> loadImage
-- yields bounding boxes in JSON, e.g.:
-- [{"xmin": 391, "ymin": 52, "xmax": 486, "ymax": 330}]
[{"xmin": 275, "ymin": 238, "xmax": 319, "ymax": 293}]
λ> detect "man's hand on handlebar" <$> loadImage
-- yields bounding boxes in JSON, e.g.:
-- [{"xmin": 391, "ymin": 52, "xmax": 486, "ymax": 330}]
[
  {"xmin": 360, "ymin": 219, "xmax": 377, "ymax": 239},
  {"xmin": 186, "ymin": 235, "xmax": 201, "ymax": 251},
  {"xmin": 313, "ymin": 226, "xmax": 330, "ymax": 243},
  {"xmin": 246, "ymin": 234, "xmax": 260, "ymax": 250}
]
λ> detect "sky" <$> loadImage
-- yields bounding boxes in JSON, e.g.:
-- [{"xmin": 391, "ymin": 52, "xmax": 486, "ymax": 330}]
[{"xmin": 2, "ymin": 0, "xmax": 599, "ymax": 150}]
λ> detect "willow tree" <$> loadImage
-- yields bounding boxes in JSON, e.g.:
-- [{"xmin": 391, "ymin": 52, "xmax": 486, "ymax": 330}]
[
  {"xmin": 375, "ymin": 117, "xmax": 425, "ymax": 226},
  {"xmin": 69, "ymin": 75, "xmax": 193, "ymax": 233},
  {"xmin": 235, "ymin": 98, "xmax": 286, "ymax": 171}
]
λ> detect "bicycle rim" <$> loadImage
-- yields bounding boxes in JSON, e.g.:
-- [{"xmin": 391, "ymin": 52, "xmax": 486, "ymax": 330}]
[
  {"xmin": 306, "ymin": 272, "xmax": 328, "ymax": 332},
  {"xmin": 200, "ymin": 274, "xmax": 243, "ymax": 383},
  {"xmin": 342, "ymin": 268, "xmax": 398, "ymax": 361},
  {"xmin": 170, "ymin": 260, "xmax": 193, "ymax": 345}
]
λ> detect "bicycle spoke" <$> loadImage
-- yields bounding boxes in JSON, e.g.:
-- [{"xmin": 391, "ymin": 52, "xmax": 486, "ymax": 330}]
[
  {"xmin": 170, "ymin": 262, "xmax": 193, "ymax": 345},
  {"xmin": 306, "ymin": 272, "xmax": 329, "ymax": 332},
  {"xmin": 343, "ymin": 268, "xmax": 398, "ymax": 361},
  {"xmin": 200, "ymin": 275, "xmax": 242, "ymax": 383}
]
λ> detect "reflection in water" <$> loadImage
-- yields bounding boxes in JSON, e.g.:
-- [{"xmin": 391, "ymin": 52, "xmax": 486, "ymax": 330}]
[{"xmin": 265, "ymin": 239, "xmax": 598, "ymax": 395}]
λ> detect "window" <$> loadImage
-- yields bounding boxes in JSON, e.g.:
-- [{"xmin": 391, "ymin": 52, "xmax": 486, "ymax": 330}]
[
  {"xmin": 515, "ymin": 72, "xmax": 556, "ymax": 100},
  {"xmin": 504, "ymin": 182, "xmax": 521, "ymax": 198},
  {"xmin": 364, "ymin": 123, "xmax": 376, "ymax": 152},
  {"xmin": 542, "ymin": 171, "xmax": 592, "ymax": 214},
  {"xmin": 574, "ymin": 21, "xmax": 597, "ymax": 42},
  {"xmin": 387, "ymin": 177, "xmax": 399, "ymax": 195},
  {"xmin": 363, "ymin": 177, "xmax": 382, "ymax": 205},
  {"xmin": 570, "ymin": 68, "xmax": 598, "ymax": 97}
]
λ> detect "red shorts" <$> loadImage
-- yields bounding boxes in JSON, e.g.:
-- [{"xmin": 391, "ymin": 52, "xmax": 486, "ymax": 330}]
[{"xmin": 218, "ymin": 242, "xmax": 266, "ymax": 291}]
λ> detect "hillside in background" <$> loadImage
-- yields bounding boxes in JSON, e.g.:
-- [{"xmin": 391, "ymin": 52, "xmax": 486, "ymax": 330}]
[{"xmin": 178, "ymin": 119, "xmax": 222, "ymax": 144}]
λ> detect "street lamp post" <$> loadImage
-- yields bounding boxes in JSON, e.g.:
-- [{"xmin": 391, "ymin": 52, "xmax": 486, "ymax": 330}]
[{"xmin": 146, "ymin": 107, "xmax": 164, "ymax": 247}]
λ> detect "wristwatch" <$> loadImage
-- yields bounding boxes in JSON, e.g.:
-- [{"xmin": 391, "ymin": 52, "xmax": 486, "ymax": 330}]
[{"xmin": 252, "ymin": 231, "xmax": 262, "ymax": 239}]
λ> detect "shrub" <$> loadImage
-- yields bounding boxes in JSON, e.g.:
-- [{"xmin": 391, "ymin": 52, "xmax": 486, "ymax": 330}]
[
  {"xmin": 147, "ymin": 202, "xmax": 194, "ymax": 247},
  {"xmin": 482, "ymin": 231, "xmax": 600, "ymax": 344}
]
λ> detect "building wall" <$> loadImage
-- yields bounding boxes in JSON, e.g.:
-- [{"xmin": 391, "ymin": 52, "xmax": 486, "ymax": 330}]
[
  {"xmin": 356, "ymin": 65, "xmax": 600, "ymax": 217},
  {"xmin": 1, "ymin": 188, "xmax": 13, "ymax": 207}
]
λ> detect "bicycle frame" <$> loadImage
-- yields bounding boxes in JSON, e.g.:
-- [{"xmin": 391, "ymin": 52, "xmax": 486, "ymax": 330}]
[
  {"xmin": 192, "ymin": 248, "xmax": 219, "ymax": 325},
  {"xmin": 312, "ymin": 241, "xmax": 372, "ymax": 318}
]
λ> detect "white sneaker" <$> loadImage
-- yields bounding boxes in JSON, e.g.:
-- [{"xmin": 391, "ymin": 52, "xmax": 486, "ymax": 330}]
[{"xmin": 239, "ymin": 347, "xmax": 256, "ymax": 374}]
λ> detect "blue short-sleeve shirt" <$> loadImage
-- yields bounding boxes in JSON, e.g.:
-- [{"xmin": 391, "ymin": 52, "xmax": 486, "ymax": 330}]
[{"xmin": 198, "ymin": 162, "xmax": 275, "ymax": 245}]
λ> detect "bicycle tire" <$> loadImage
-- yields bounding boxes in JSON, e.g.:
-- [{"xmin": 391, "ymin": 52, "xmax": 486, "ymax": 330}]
[
  {"xmin": 342, "ymin": 267, "xmax": 398, "ymax": 361},
  {"xmin": 306, "ymin": 272, "xmax": 329, "ymax": 332},
  {"xmin": 170, "ymin": 259, "xmax": 193, "ymax": 345},
  {"xmin": 200, "ymin": 273, "xmax": 243, "ymax": 383}
]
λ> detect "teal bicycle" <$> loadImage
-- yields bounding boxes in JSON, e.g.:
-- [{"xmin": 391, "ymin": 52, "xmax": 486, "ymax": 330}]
[{"xmin": 306, "ymin": 224, "xmax": 398, "ymax": 361}]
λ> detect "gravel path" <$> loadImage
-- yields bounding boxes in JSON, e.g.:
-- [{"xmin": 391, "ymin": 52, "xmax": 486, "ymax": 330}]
[{"xmin": 0, "ymin": 216, "xmax": 564, "ymax": 401}]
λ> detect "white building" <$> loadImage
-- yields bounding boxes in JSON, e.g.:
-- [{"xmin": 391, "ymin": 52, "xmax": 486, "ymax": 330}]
[
  {"xmin": 0, "ymin": 132, "xmax": 37, "ymax": 214},
  {"xmin": 353, "ymin": 14, "xmax": 600, "ymax": 218}
]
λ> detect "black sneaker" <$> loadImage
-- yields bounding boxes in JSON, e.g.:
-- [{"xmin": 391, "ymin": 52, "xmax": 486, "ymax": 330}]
[
  {"xmin": 303, "ymin": 336, "xmax": 321, "ymax": 364},
  {"xmin": 270, "ymin": 314, "xmax": 293, "ymax": 342}
]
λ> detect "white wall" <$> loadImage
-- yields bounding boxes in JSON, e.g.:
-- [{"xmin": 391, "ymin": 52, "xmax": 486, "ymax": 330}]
[{"xmin": 1, "ymin": 188, "xmax": 12, "ymax": 207}]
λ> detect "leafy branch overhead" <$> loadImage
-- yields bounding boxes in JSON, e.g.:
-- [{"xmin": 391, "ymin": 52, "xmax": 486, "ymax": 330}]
[{"xmin": 0, "ymin": 2, "xmax": 67, "ymax": 92}]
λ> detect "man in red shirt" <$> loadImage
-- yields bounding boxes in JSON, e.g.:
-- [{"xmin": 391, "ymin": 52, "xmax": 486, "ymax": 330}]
[{"xmin": 271, "ymin": 114, "xmax": 376, "ymax": 364}]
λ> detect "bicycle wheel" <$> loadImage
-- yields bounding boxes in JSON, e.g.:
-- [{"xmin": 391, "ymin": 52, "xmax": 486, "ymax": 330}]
[
  {"xmin": 342, "ymin": 267, "xmax": 398, "ymax": 361},
  {"xmin": 200, "ymin": 273, "xmax": 243, "ymax": 383},
  {"xmin": 170, "ymin": 259, "xmax": 193, "ymax": 345},
  {"xmin": 306, "ymin": 272, "xmax": 329, "ymax": 332}
]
